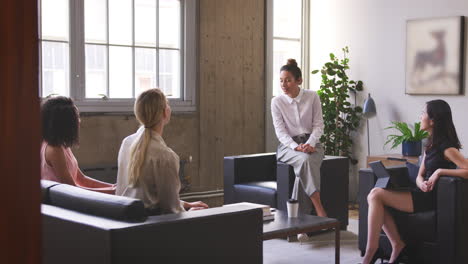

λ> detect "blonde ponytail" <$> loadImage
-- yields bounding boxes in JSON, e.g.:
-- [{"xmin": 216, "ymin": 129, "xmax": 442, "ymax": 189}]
[{"xmin": 128, "ymin": 89, "xmax": 167, "ymax": 186}]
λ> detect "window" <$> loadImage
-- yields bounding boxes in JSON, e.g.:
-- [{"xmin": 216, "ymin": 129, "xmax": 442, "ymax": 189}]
[
  {"xmin": 265, "ymin": 0, "xmax": 309, "ymax": 151},
  {"xmin": 271, "ymin": 0, "xmax": 303, "ymax": 96},
  {"xmin": 268, "ymin": 0, "xmax": 308, "ymax": 97},
  {"xmin": 39, "ymin": 0, "xmax": 197, "ymax": 112}
]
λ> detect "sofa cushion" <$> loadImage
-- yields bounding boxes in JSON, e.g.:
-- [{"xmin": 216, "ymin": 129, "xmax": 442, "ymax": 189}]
[
  {"xmin": 48, "ymin": 184, "xmax": 146, "ymax": 222},
  {"xmin": 234, "ymin": 181, "xmax": 277, "ymax": 208},
  {"xmin": 41, "ymin": 180, "xmax": 60, "ymax": 204}
]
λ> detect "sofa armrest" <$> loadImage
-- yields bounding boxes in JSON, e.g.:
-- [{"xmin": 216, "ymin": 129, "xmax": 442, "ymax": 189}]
[
  {"xmin": 224, "ymin": 153, "xmax": 277, "ymax": 204},
  {"xmin": 276, "ymin": 162, "xmax": 295, "ymax": 211},
  {"xmin": 437, "ymin": 176, "xmax": 468, "ymax": 264},
  {"xmin": 48, "ymin": 183, "xmax": 146, "ymax": 222}
]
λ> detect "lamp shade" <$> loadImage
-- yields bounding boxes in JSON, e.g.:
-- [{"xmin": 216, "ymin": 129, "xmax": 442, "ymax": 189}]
[{"xmin": 363, "ymin": 93, "xmax": 376, "ymax": 119}]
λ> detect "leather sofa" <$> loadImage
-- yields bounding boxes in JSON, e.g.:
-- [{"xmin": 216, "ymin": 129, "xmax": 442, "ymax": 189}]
[
  {"xmin": 41, "ymin": 180, "xmax": 263, "ymax": 264},
  {"xmin": 358, "ymin": 166, "xmax": 468, "ymax": 264},
  {"xmin": 224, "ymin": 152, "xmax": 349, "ymax": 229}
]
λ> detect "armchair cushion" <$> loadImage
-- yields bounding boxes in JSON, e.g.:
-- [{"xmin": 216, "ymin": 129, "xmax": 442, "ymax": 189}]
[{"xmin": 234, "ymin": 182, "xmax": 277, "ymax": 208}]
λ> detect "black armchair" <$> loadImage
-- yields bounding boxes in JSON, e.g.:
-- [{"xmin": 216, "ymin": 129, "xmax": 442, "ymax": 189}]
[
  {"xmin": 224, "ymin": 153, "xmax": 349, "ymax": 229},
  {"xmin": 358, "ymin": 166, "xmax": 468, "ymax": 264}
]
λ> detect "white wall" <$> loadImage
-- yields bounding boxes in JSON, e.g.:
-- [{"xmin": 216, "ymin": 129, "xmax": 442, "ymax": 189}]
[{"xmin": 309, "ymin": 0, "xmax": 468, "ymax": 201}]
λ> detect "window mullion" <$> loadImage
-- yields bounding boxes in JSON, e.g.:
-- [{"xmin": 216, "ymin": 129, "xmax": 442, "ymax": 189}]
[
  {"xmin": 301, "ymin": 0, "xmax": 310, "ymax": 91},
  {"xmin": 70, "ymin": 0, "xmax": 85, "ymax": 101},
  {"xmin": 132, "ymin": 0, "xmax": 135, "ymax": 98},
  {"xmin": 38, "ymin": 0, "xmax": 43, "ymax": 97},
  {"xmin": 179, "ymin": 0, "xmax": 185, "ymax": 100},
  {"xmin": 156, "ymin": 0, "xmax": 160, "ymax": 88},
  {"xmin": 106, "ymin": 0, "xmax": 110, "ymax": 98}
]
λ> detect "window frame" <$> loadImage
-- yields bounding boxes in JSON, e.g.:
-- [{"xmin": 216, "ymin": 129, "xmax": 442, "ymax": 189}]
[
  {"xmin": 39, "ymin": 0, "xmax": 197, "ymax": 113},
  {"xmin": 265, "ymin": 0, "xmax": 310, "ymax": 151}
]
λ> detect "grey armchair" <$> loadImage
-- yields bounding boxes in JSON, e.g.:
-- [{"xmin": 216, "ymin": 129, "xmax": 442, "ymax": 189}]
[{"xmin": 224, "ymin": 152, "xmax": 349, "ymax": 229}]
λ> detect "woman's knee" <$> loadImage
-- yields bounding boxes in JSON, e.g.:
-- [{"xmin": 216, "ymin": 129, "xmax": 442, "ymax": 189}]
[
  {"xmin": 367, "ymin": 188, "xmax": 385, "ymax": 203},
  {"xmin": 297, "ymin": 153, "xmax": 320, "ymax": 166}
]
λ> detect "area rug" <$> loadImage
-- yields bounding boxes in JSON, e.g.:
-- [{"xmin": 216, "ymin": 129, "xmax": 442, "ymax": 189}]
[{"xmin": 264, "ymin": 219, "xmax": 363, "ymax": 264}]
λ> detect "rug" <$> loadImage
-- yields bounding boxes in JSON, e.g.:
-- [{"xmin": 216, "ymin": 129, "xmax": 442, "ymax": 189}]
[{"xmin": 264, "ymin": 219, "xmax": 363, "ymax": 264}]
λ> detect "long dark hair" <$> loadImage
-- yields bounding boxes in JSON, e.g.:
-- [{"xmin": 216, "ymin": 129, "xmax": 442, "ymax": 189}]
[
  {"xmin": 41, "ymin": 96, "xmax": 80, "ymax": 148},
  {"xmin": 426, "ymin": 99, "xmax": 461, "ymax": 150}
]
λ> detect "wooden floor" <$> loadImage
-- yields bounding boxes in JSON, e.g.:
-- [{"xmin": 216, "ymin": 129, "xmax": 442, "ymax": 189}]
[{"xmin": 348, "ymin": 203, "xmax": 359, "ymax": 220}]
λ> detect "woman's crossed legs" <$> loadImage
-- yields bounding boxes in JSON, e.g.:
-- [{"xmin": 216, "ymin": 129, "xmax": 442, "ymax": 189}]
[{"xmin": 362, "ymin": 188, "xmax": 414, "ymax": 264}]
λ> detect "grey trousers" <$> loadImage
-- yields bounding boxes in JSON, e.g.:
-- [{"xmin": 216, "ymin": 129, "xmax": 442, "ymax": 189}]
[{"xmin": 277, "ymin": 143, "xmax": 324, "ymax": 213}]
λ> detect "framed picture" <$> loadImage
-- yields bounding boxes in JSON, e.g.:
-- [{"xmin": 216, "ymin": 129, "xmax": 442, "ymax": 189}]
[{"xmin": 405, "ymin": 16, "xmax": 465, "ymax": 95}]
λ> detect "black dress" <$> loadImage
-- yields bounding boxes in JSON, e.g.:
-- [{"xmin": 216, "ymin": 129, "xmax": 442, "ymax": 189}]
[{"xmin": 411, "ymin": 143, "xmax": 457, "ymax": 212}]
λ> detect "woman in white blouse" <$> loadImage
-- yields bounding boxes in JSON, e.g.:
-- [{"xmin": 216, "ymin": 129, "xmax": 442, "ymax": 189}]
[
  {"xmin": 116, "ymin": 88, "xmax": 208, "ymax": 214},
  {"xmin": 271, "ymin": 59, "xmax": 326, "ymax": 240}
]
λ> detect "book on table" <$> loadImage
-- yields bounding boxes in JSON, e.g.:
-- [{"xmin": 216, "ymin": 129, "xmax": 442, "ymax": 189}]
[{"xmin": 224, "ymin": 202, "xmax": 275, "ymax": 221}]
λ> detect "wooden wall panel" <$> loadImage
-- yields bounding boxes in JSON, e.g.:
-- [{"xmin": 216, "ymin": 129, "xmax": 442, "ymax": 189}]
[
  {"xmin": 199, "ymin": 0, "xmax": 219, "ymax": 188},
  {"xmin": 242, "ymin": 0, "xmax": 265, "ymax": 155},
  {"xmin": 0, "ymin": 0, "xmax": 41, "ymax": 263},
  {"xmin": 199, "ymin": 0, "xmax": 265, "ymax": 189}
]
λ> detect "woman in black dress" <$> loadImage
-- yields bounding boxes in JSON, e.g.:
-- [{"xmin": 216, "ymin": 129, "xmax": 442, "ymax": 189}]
[{"xmin": 361, "ymin": 100, "xmax": 468, "ymax": 264}]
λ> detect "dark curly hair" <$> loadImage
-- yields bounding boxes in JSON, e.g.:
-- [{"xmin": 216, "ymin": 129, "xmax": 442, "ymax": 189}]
[
  {"xmin": 280, "ymin": 58, "xmax": 302, "ymax": 80},
  {"xmin": 425, "ymin": 99, "xmax": 461, "ymax": 150},
  {"xmin": 41, "ymin": 96, "xmax": 79, "ymax": 148}
]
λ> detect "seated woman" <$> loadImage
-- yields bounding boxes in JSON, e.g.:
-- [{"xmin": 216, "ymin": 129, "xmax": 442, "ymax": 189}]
[
  {"xmin": 116, "ymin": 88, "xmax": 208, "ymax": 214},
  {"xmin": 361, "ymin": 99, "xmax": 468, "ymax": 264},
  {"xmin": 271, "ymin": 59, "xmax": 326, "ymax": 242},
  {"xmin": 41, "ymin": 96, "xmax": 116, "ymax": 194}
]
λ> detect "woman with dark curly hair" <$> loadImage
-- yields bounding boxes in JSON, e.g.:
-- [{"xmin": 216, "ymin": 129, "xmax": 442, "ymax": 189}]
[{"xmin": 40, "ymin": 96, "xmax": 115, "ymax": 194}]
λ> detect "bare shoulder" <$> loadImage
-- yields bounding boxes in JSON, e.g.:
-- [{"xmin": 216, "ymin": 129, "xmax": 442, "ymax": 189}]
[
  {"xmin": 44, "ymin": 144, "xmax": 66, "ymax": 167},
  {"xmin": 444, "ymin": 147, "xmax": 462, "ymax": 158},
  {"xmin": 45, "ymin": 145, "xmax": 65, "ymax": 158},
  {"xmin": 444, "ymin": 147, "xmax": 468, "ymax": 168}
]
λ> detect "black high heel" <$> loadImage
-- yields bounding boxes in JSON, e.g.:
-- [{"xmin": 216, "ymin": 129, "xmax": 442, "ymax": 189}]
[
  {"xmin": 358, "ymin": 249, "xmax": 382, "ymax": 264},
  {"xmin": 372, "ymin": 254, "xmax": 383, "ymax": 264},
  {"xmin": 384, "ymin": 246, "xmax": 406, "ymax": 264}
]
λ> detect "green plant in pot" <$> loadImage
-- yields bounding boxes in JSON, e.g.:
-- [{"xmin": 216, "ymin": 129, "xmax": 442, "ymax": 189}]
[
  {"xmin": 384, "ymin": 121, "xmax": 429, "ymax": 156},
  {"xmin": 312, "ymin": 46, "xmax": 363, "ymax": 164}
]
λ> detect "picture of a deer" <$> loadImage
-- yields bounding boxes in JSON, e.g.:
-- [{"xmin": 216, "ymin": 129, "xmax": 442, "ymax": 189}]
[{"xmin": 411, "ymin": 30, "xmax": 447, "ymax": 85}]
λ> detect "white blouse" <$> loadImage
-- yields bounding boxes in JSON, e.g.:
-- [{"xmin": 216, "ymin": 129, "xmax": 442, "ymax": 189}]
[
  {"xmin": 116, "ymin": 127, "xmax": 185, "ymax": 214},
  {"xmin": 271, "ymin": 88, "xmax": 324, "ymax": 149}
]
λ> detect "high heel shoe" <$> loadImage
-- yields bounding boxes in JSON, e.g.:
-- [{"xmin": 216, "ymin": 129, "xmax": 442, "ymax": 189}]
[
  {"xmin": 383, "ymin": 246, "xmax": 406, "ymax": 264},
  {"xmin": 358, "ymin": 249, "xmax": 383, "ymax": 264}
]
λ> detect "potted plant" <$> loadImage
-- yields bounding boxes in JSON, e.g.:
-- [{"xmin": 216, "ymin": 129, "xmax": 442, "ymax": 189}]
[
  {"xmin": 312, "ymin": 47, "xmax": 363, "ymax": 164},
  {"xmin": 384, "ymin": 121, "xmax": 429, "ymax": 156}
]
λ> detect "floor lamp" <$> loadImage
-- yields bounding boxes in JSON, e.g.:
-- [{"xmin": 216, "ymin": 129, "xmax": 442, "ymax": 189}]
[{"xmin": 363, "ymin": 93, "xmax": 376, "ymax": 156}]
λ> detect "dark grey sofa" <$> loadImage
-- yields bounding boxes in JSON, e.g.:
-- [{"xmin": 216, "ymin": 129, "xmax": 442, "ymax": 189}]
[{"xmin": 41, "ymin": 180, "xmax": 263, "ymax": 264}]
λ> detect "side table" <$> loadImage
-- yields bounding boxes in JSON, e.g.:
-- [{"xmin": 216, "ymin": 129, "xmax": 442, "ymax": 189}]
[{"xmin": 366, "ymin": 153, "xmax": 419, "ymax": 168}]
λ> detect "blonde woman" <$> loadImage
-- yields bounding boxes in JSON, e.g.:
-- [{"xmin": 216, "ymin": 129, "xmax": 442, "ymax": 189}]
[{"xmin": 116, "ymin": 88, "xmax": 208, "ymax": 215}]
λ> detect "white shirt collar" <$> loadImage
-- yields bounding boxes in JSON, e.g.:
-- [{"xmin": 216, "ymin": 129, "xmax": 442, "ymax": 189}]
[{"xmin": 286, "ymin": 88, "xmax": 304, "ymax": 104}]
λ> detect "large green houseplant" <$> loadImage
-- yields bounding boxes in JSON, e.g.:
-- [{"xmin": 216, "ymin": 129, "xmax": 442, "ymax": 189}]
[
  {"xmin": 312, "ymin": 47, "xmax": 363, "ymax": 163},
  {"xmin": 385, "ymin": 121, "xmax": 429, "ymax": 156}
]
